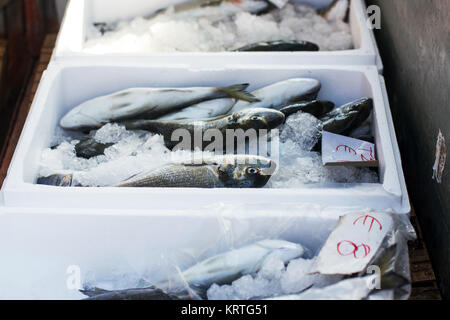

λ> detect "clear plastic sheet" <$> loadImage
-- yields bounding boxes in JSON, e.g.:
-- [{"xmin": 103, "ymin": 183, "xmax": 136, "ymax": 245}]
[{"xmin": 81, "ymin": 205, "xmax": 416, "ymax": 300}]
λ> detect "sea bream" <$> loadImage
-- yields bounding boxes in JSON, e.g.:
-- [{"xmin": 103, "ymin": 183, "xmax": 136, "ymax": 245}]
[
  {"xmin": 146, "ymin": 0, "xmax": 269, "ymax": 20},
  {"xmin": 81, "ymin": 239, "xmax": 305, "ymax": 300},
  {"xmin": 116, "ymin": 154, "xmax": 276, "ymax": 188},
  {"xmin": 229, "ymin": 78, "xmax": 321, "ymax": 114},
  {"xmin": 60, "ymin": 84, "xmax": 257, "ymax": 131}
]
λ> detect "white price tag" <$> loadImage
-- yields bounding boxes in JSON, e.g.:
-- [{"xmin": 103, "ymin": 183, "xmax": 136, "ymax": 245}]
[
  {"xmin": 312, "ymin": 212, "xmax": 394, "ymax": 275},
  {"xmin": 322, "ymin": 131, "xmax": 378, "ymax": 167},
  {"xmin": 267, "ymin": 0, "xmax": 290, "ymax": 9}
]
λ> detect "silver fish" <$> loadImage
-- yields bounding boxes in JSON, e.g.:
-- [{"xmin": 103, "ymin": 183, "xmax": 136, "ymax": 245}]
[
  {"xmin": 229, "ymin": 78, "xmax": 321, "ymax": 114},
  {"xmin": 183, "ymin": 240, "xmax": 305, "ymax": 291},
  {"xmin": 60, "ymin": 84, "xmax": 258, "ymax": 131},
  {"xmin": 116, "ymin": 155, "xmax": 276, "ymax": 188},
  {"xmin": 157, "ymin": 98, "xmax": 235, "ymax": 121}
]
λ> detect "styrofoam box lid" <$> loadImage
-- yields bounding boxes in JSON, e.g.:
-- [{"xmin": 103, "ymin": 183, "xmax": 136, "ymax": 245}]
[
  {"xmin": 0, "ymin": 61, "xmax": 408, "ymax": 214},
  {"xmin": 52, "ymin": 0, "xmax": 383, "ymax": 72}
]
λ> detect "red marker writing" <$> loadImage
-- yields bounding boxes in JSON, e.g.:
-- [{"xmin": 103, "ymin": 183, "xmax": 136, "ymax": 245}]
[{"xmin": 353, "ymin": 215, "xmax": 383, "ymax": 232}]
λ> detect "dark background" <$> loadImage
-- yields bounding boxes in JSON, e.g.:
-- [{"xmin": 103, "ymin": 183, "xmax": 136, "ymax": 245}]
[{"xmin": 367, "ymin": 0, "xmax": 449, "ymax": 298}]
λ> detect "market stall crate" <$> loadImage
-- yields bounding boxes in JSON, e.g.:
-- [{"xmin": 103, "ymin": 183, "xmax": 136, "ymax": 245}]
[
  {"xmin": 0, "ymin": 61, "xmax": 408, "ymax": 213},
  {"xmin": 53, "ymin": 0, "xmax": 383, "ymax": 72}
]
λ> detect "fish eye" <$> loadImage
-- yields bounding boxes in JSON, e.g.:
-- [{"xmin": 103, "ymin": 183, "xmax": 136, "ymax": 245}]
[
  {"xmin": 250, "ymin": 116, "xmax": 260, "ymax": 121},
  {"xmin": 246, "ymin": 167, "xmax": 260, "ymax": 175}
]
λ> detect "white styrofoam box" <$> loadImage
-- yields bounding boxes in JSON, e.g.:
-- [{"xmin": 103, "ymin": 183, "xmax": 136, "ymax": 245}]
[
  {"xmin": 0, "ymin": 61, "xmax": 409, "ymax": 214},
  {"xmin": 53, "ymin": 0, "xmax": 383, "ymax": 72},
  {"xmin": 0, "ymin": 203, "xmax": 358, "ymax": 299}
]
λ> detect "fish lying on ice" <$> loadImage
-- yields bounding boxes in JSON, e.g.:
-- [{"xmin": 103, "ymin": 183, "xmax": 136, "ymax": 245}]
[
  {"xmin": 75, "ymin": 137, "xmax": 114, "ymax": 159},
  {"xmin": 234, "ymin": 40, "xmax": 320, "ymax": 52},
  {"xmin": 229, "ymin": 78, "xmax": 321, "ymax": 114},
  {"xmin": 280, "ymin": 100, "xmax": 335, "ymax": 119},
  {"xmin": 81, "ymin": 239, "xmax": 305, "ymax": 300},
  {"xmin": 60, "ymin": 84, "xmax": 258, "ymax": 131},
  {"xmin": 157, "ymin": 98, "xmax": 235, "ymax": 121},
  {"xmin": 116, "ymin": 154, "xmax": 276, "ymax": 188},
  {"xmin": 311, "ymin": 97, "xmax": 373, "ymax": 151},
  {"xmin": 122, "ymin": 108, "xmax": 285, "ymax": 150},
  {"xmin": 320, "ymin": 98, "xmax": 373, "ymax": 136},
  {"xmin": 146, "ymin": 0, "xmax": 270, "ymax": 20}
]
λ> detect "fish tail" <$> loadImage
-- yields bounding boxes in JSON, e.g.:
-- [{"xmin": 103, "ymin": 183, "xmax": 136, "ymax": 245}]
[{"xmin": 218, "ymin": 84, "xmax": 260, "ymax": 103}]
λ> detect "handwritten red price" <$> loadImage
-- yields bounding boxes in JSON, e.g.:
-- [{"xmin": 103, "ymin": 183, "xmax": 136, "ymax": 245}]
[
  {"xmin": 336, "ymin": 145, "xmax": 375, "ymax": 162},
  {"xmin": 336, "ymin": 214, "xmax": 384, "ymax": 259},
  {"xmin": 337, "ymin": 241, "xmax": 371, "ymax": 259},
  {"xmin": 353, "ymin": 215, "xmax": 383, "ymax": 232}
]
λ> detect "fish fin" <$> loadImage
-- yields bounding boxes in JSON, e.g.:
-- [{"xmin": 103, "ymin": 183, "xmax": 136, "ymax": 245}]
[
  {"xmin": 80, "ymin": 287, "xmax": 110, "ymax": 297},
  {"xmin": 218, "ymin": 84, "xmax": 260, "ymax": 103}
]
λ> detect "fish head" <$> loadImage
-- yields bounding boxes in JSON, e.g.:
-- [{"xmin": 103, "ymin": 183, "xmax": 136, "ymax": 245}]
[
  {"xmin": 233, "ymin": 108, "xmax": 285, "ymax": 130},
  {"xmin": 60, "ymin": 109, "xmax": 103, "ymax": 131},
  {"xmin": 256, "ymin": 240, "xmax": 305, "ymax": 263},
  {"xmin": 216, "ymin": 155, "xmax": 277, "ymax": 188}
]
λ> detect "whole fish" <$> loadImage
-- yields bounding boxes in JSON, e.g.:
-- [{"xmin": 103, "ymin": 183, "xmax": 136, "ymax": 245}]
[
  {"xmin": 75, "ymin": 137, "xmax": 114, "ymax": 159},
  {"xmin": 116, "ymin": 154, "xmax": 276, "ymax": 188},
  {"xmin": 37, "ymin": 174, "xmax": 73, "ymax": 187},
  {"xmin": 183, "ymin": 240, "xmax": 305, "ymax": 292},
  {"xmin": 310, "ymin": 98, "xmax": 373, "ymax": 152},
  {"xmin": 81, "ymin": 239, "xmax": 305, "ymax": 300},
  {"xmin": 157, "ymin": 98, "xmax": 235, "ymax": 121},
  {"xmin": 235, "ymin": 40, "xmax": 320, "ymax": 52},
  {"xmin": 229, "ymin": 78, "xmax": 321, "ymax": 114},
  {"xmin": 280, "ymin": 100, "xmax": 335, "ymax": 119},
  {"xmin": 320, "ymin": 98, "xmax": 373, "ymax": 136},
  {"xmin": 122, "ymin": 108, "xmax": 285, "ymax": 150},
  {"xmin": 146, "ymin": 0, "xmax": 269, "ymax": 20},
  {"xmin": 60, "ymin": 84, "xmax": 258, "ymax": 131}
]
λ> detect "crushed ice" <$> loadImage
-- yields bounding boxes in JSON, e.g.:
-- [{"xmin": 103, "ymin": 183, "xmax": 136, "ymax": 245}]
[
  {"xmin": 207, "ymin": 255, "xmax": 342, "ymax": 300},
  {"xmin": 83, "ymin": 3, "xmax": 353, "ymax": 54}
]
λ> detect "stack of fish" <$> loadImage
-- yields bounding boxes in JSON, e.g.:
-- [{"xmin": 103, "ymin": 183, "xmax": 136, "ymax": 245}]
[{"xmin": 38, "ymin": 76, "xmax": 374, "ymax": 188}]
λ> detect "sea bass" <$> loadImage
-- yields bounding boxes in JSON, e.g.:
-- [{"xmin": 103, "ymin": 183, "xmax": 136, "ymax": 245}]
[
  {"xmin": 320, "ymin": 98, "xmax": 373, "ymax": 135},
  {"xmin": 116, "ymin": 154, "xmax": 276, "ymax": 188},
  {"xmin": 122, "ymin": 108, "xmax": 285, "ymax": 150},
  {"xmin": 60, "ymin": 84, "xmax": 257, "ymax": 131},
  {"xmin": 147, "ymin": 0, "xmax": 269, "ymax": 20},
  {"xmin": 81, "ymin": 239, "xmax": 305, "ymax": 300},
  {"xmin": 229, "ymin": 78, "xmax": 321, "ymax": 114}
]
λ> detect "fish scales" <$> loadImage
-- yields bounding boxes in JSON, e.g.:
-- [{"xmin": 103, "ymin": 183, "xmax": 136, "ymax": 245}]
[{"xmin": 118, "ymin": 164, "xmax": 221, "ymax": 188}]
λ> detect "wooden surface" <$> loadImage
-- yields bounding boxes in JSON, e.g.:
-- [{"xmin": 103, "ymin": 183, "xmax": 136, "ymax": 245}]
[{"xmin": 0, "ymin": 33, "xmax": 443, "ymax": 300}]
